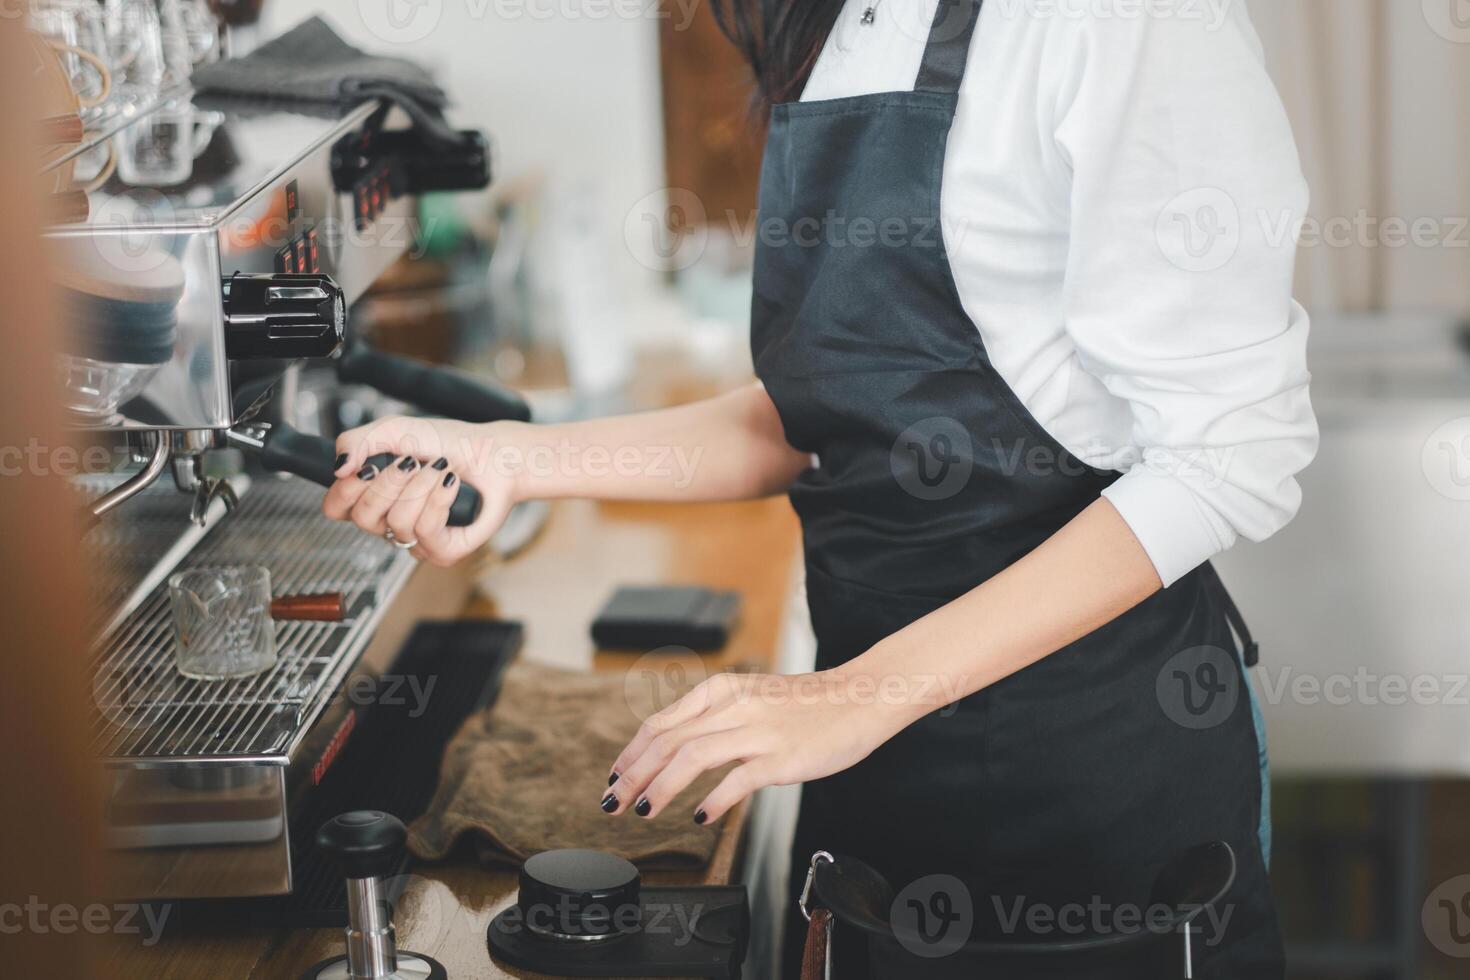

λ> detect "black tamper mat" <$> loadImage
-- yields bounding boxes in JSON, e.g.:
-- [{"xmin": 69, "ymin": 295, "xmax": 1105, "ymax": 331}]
[
  {"xmin": 489, "ymin": 848, "xmax": 748, "ymax": 978},
  {"xmin": 275, "ymin": 620, "xmax": 520, "ymax": 927}
]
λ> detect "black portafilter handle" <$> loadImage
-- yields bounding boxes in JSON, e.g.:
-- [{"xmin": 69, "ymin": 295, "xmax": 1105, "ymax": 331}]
[
  {"xmin": 336, "ymin": 342, "xmax": 531, "ymax": 424},
  {"xmin": 316, "ymin": 810, "xmax": 406, "ymax": 881},
  {"xmin": 249, "ymin": 423, "xmax": 483, "ymax": 526}
]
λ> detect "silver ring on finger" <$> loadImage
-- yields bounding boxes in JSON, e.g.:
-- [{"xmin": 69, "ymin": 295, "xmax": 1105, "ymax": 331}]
[{"xmin": 392, "ymin": 535, "xmax": 418, "ymax": 550}]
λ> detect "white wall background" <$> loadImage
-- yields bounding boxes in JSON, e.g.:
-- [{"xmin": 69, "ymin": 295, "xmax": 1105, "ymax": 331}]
[
  {"xmin": 1247, "ymin": 0, "xmax": 1470, "ymax": 314},
  {"xmin": 264, "ymin": 2, "xmax": 1469, "ymax": 320},
  {"xmin": 260, "ymin": 0, "xmax": 671, "ymax": 309}
]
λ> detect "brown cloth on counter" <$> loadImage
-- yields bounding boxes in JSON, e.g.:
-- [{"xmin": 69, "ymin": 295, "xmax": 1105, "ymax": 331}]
[{"xmin": 408, "ymin": 661, "xmax": 723, "ymax": 870}]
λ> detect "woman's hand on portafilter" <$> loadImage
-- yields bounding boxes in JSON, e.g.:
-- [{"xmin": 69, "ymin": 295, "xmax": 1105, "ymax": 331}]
[
  {"xmin": 322, "ymin": 416, "xmax": 523, "ymax": 567},
  {"xmin": 321, "ymin": 386, "xmax": 812, "ymax": 566}
]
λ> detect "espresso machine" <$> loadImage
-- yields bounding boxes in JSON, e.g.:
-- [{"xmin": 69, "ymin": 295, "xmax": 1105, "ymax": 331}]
[{"xmin": 47, "ymin": 88, "xmax": 529, "ymax": 903}]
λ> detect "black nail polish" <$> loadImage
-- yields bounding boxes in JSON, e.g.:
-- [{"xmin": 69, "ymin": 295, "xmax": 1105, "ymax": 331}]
[
  {"xmin": 694, "ymin": 809, "xmax": 707, "ymax": 826},
  {"xmin": 431, "ymin": 457, "xmax": 449, "ymax": 471},
  {"xmin": 356, "ymin": 465, "xmax": 378, "ymax": 481},
  {"xmin": 334, "ymin": 453, "xmax": 348, "ymax": 469},
  {"xmin": 600, "ymin": 793, "xmax": 618, "ymax": 813},
  {"xmin": 608, "ymin": 772, "xmax": 619, "ymax": 786},
  {"xmin": 397, "ymin": 456, "xmax": 418, "ymax": 472},
  {"xmin": 443, "ymin": 472, "xmax": 457, "ymax": 488},
  {"xmin": 635, "ymin": 798, "xmax": 652, "ymax": 817}
]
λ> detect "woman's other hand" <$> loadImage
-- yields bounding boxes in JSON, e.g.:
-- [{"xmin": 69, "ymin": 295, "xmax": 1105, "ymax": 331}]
[
  {"xmin": 602, "ymin": 671, "xmax": 921, "ymax": 824},
  {"xmin": 321, "ymin": 416, "xmax": 523, "ymax": 567}
]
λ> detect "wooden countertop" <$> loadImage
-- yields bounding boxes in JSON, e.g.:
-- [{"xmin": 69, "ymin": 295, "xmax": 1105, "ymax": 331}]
[{"xmin": 100, "ymin": 492, "xmax": 801, "ymax": 979}]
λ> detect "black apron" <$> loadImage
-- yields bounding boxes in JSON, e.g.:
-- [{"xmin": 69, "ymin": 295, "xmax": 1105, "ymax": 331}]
[{"xmin": 749, "ymin": 1, "xmax": 1285, "ymax": 976}]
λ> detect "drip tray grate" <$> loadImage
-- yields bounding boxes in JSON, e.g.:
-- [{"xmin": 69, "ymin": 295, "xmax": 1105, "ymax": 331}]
[{"xmin": 89, "ymin": 477, "xmax": 414, "ymax": 766}]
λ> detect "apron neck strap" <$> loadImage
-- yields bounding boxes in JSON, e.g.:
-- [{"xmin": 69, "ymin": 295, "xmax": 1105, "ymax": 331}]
[{"xmin": 915, "ymin": 0, "xmax": 985, "ymax": 95}]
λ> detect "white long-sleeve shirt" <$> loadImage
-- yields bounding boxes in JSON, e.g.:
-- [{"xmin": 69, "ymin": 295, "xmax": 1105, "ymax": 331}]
[{"xmin": 801, "ymin": 0, "xmax": 1319, "ymax": 587}]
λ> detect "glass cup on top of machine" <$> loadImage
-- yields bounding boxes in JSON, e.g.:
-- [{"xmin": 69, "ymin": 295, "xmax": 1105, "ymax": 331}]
[
  {"xmin": 29, "ymin": 0, "xmax": 115, "ymax": 124},
  {"xmin": 169, "ymin": 566, "xmax": 277, "ymax": 680}
]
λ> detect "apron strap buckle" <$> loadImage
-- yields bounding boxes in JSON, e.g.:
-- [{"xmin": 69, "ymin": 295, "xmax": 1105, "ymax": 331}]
[{"xmin": 798, "ymin": 850, "xmax": 835, "ymax": 922}]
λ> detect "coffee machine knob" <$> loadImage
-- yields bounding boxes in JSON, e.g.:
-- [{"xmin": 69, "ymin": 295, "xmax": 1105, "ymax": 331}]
[{"xmin": 222, "ymin": 273, "xmax": 345, "ymax": 360}]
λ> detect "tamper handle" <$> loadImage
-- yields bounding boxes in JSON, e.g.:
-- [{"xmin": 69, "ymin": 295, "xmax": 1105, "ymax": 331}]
[{"xmin": 316, "ymin": 810, "xmax": 406, "ymax": 881}]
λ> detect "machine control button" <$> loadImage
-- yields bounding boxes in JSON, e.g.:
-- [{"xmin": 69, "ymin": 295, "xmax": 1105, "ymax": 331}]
[{"xmin": 222, "ymin": 273, "xmax": 346, "ymax": 360}]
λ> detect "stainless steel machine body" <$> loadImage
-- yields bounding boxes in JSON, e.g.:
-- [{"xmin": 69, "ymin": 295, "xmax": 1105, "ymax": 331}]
[
  {"xmin": 52, "ymin": 87, "xmax": 495, "ymax": 901},
  {"xmin": 88, "ymin": 477, "xmax": 414, "ymax": 900},
  {"xmin": 45, "ymin": 92, "xmax": 413, "ymax": 432}
]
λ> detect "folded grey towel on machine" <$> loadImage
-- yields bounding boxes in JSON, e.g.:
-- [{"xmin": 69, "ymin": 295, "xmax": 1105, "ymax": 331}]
[{"xmin": 193, "ymin": 15, "xmax": 464, "ymax": 148}]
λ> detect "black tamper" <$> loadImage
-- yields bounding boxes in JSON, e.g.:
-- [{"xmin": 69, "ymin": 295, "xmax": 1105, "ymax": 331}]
[
  {"xmin": 488, "ymin": 848, "xmax": 749, "ymax": 977},
  {"xmin": 300, "ymin": 811, "xmax": 447, "ymax": 980},
  {"xmin": 517, "ymin": 849, "xmax": 642, "ymax": 942}
]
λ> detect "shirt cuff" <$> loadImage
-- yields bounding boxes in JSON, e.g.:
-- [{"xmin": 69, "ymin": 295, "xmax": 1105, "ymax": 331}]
[{"xmin": 1101, "ymin": 467, "xmax": 1234, "ymax": 588}]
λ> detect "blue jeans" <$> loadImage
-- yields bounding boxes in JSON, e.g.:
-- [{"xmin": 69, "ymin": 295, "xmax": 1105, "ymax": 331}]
[{"xmin": 1244, "ymin": 667, "xmax": 1272, "ymax": 867}]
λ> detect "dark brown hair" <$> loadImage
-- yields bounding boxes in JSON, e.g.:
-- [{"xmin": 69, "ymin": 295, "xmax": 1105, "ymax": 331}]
[{"xmin": 709, "ymin": 0, "xmax": 847, "ymax": 108}]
